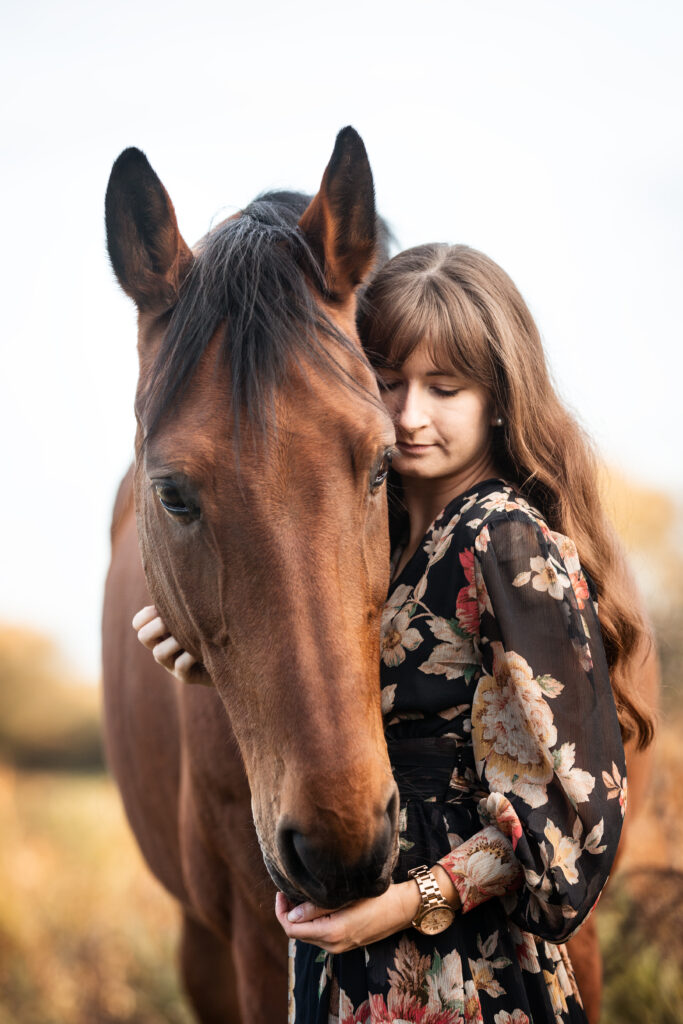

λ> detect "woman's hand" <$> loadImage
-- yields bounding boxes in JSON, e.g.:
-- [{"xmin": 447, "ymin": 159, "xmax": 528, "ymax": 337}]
[
  {"xmin": 275, "ymin": 865, "xmax": 461, "ymax": 953},
  {"xmin": 275, "ymin": 882, "xmax": 423, "ymax": 953},
  {"xmin": 132, "ymin": 605, "xmax": 203, "ymax": 685}
]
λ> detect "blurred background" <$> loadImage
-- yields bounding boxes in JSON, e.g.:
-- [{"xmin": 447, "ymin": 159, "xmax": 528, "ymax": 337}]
[{"xmin": 1, "ymin": 1, "xmax": 681, "ymax": 1021}]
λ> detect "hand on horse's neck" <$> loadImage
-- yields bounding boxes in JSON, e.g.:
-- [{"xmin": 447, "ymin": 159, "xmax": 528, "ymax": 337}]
[{"xmin": 393, "ymin": 460, "xmax": 499, "ymax": 580}]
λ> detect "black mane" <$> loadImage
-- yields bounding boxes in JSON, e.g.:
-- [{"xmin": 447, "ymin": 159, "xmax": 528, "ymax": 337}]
[{"xmin": 141, "ymin": 191, "xmax": 385, "ymax": 443}]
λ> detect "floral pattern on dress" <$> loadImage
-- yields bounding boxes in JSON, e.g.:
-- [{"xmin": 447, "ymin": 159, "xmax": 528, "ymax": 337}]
[
  {"xmin": 291, "ymin": 480, "xmax": 625, "ymax": 1024},
  {"xmin": 328, "ymin": 933, "xmax": 513, "ymax": 1024},
  {"xmin": 602, "ymin": 762, "xmax": 627, "ymax": 817}
]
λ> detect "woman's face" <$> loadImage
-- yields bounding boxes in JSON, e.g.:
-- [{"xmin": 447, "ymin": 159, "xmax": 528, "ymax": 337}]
[{"xmin": 378, "ymin": 342, "xmax": 497, "ymax": 490}]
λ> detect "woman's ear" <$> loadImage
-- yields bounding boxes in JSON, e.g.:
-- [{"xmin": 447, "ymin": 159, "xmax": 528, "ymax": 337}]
[
  {"xmin": 105, "ymin": 148, "xmax": 194, "ymax": 314},
  {"xmin": 298, "ymin": 127, "xmax": 377, "ymax": 302}
]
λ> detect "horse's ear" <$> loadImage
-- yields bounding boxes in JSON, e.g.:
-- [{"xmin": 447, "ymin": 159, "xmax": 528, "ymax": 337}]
[
  {"xmin": 298, "ymin": 127, "xmax": 376, "ymax": 301},
  {"xmin": 105, "ymin": 148, "xmax": 194, "ymax": 314}
]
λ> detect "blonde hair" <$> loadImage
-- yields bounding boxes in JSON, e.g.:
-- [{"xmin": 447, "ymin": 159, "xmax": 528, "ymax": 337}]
[{"xmin": 358, "ymin": 243, "xmax": 654, "ymax": 749}]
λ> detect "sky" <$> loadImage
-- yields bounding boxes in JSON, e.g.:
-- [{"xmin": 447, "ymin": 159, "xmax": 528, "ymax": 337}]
[{"xmin": 1, "ymin": 0, "xmax": 682, "ymax": 679}]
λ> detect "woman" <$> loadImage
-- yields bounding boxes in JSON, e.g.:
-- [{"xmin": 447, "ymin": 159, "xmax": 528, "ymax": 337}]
[{"xmin": 135, "ymin": 243, "xmax": 652, "ymax": 1023}]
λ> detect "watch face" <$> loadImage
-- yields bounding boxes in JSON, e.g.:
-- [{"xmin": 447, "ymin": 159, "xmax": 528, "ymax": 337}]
[{"xmin": 419, "ymin": 906, "xmax": 455, "ymax": 935}]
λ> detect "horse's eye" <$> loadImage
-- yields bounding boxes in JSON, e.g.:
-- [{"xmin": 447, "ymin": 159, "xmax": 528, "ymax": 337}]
[
  {"xmin": 371, "ymin": 452, "xmax": 392, "ymax": 492},
  {"xmin": 154, "ymin": 482, "xmax": 199, "ymax": 521}
]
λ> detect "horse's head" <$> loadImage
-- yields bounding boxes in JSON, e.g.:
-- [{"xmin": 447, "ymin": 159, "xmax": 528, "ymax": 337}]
[{"xmin": 105, "ymin": 129, "xmax": 399, "ymax": 907}]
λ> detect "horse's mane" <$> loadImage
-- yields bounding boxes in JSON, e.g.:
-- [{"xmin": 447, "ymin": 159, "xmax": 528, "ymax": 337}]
[{"xmin": 141, "ymin": 191, "xmax": 391, "ymax": 443}]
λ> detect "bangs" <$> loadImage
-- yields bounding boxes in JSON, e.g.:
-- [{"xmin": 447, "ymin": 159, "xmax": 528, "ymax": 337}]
[{"xmin": 360, "ymin": 264, "xmax": 495, "ymax": 390}]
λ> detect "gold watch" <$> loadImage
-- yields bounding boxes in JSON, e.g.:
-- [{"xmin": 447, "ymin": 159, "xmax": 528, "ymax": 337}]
[{"xmin": 408, "ymin": 864, "xmax": 455, "ymax": 935}]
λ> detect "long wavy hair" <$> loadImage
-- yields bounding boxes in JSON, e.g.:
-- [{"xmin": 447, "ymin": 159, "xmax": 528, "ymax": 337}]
[{"xmin": 358, "ymin": 243, "xmax": 654, "ymax": 749}]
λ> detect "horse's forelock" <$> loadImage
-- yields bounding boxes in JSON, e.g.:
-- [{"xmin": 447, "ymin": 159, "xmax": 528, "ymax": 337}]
[{"xmin": 139, "ymin": 191, "xmax": 378, "ymax": 447}]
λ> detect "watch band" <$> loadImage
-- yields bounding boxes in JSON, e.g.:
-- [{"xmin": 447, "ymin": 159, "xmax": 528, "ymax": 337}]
[{"xmin": 408, "ymin": 864, "xmax": 451, "ymax": 920}]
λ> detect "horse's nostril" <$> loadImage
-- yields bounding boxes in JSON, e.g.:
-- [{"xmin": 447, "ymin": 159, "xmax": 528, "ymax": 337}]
[
  {"xmin": 291, "ymin": 830, "xmax": 324, "ymax": 885},
  {"xmin": 278, "ymin": 827, "xmax": 327, "ymax": 895}
]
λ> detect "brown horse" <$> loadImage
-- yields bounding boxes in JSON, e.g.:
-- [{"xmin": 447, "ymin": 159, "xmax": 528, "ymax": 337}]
[
  {"xmin": 103, "ymin": 128, "xmax": 400, "ymax": 1021},
  {"xmin": 102, "ymin": 129, "xmax": 657, "ymax": 1023}
]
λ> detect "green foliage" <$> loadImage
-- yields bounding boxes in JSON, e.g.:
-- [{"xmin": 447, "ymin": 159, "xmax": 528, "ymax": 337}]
[
  {"xmin": 0, "ymin": 627, "xmax": 103, "ymax": 770},
  {"xmin": 598, "ymin": 871, "xmax": 683, "ymax": 1024}
]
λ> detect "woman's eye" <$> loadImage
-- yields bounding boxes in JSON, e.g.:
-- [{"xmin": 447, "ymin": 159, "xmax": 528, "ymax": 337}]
[
  {"xmin": 378, "ymin": 378, "xmax": 401, "ymax": 392},
  {"xmin": 431, "ymin": 386, "xmax": 460, "ymax": 397},
  {"xmin": 154, "ymin": 483, "xmax": 199, "ymax": 520},
  {"xmin": 371, "ymin": 452, "xmax": 392, "ymax": 492}
]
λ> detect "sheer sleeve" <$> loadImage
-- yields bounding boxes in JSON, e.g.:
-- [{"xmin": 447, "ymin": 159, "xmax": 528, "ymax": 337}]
[{"xmin": 437, "ymin": 512, "xmax": 627, "ymax": 942}]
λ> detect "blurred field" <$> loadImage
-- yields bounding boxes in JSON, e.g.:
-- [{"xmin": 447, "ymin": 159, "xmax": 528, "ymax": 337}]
[
  {"xmin": 0, "ymin": 471, "xmax": 681, "ymax": 1022},
  {"xmin": 0, "ymin": 768, "xmax": 192, "ymax": 1024},
  {"xmin": 0, "ymin": 628, "xmax": 103, "ymax": 771}
]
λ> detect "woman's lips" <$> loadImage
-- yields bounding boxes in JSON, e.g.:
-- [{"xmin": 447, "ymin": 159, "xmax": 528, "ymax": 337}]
[{"xmin": 396, "ymin": 441, "xmax": 434, "ymax": 456}]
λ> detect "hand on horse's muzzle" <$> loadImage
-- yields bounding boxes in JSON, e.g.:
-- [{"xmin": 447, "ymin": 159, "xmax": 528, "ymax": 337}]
[{"xmin": 274, "ymin": 882, "xmax": 422, "ymax": 954}]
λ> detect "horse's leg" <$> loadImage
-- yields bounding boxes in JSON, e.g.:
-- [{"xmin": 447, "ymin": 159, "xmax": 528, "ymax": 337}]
[
  {"xmin": 177, "ymin": 684, "xmax": 289, "ymax": 1021},
  {"xmin": 231, "ymin": 890, "xmax": 288, "ymax": 1021},
  {"xmin": 566, "ymin": 918, "xmax": 601, "ymax": 1024},
  {"xmin": 180, "ymin": 911, "xmax": 242, "ymax": 1024},
  {"xmin": 180, "ymin": 899, "xmax": 287, "ymax": 1023}
]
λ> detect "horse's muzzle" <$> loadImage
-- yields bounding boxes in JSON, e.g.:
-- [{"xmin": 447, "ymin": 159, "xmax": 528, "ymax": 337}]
[{"xmin": 274, "ymin": 784, "xmax": 399, "ymax": 908}]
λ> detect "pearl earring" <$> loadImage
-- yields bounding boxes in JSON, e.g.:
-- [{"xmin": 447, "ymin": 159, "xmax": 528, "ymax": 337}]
[{"xmin": 493, "ymin": 416, "xmax": 504, "ymax": 427}]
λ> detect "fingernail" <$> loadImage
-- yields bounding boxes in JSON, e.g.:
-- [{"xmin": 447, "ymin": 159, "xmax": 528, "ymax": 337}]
[{"xmin": 288, "ymin": 907, "xmax": 303, "ymax": 922}]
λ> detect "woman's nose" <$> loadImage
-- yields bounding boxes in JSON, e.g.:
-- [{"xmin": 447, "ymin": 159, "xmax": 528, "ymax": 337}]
[{"xmin": 396, "ymin": 385, "xmax": 430, "ymax": 432}]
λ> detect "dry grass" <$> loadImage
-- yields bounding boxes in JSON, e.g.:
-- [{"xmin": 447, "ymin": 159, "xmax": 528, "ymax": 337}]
[{"xmin": 0, "ymin": 768, "xmax": 192, "ymax": 1024}]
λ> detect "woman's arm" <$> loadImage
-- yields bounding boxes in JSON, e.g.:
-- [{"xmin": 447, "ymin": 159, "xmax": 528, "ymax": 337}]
[{"xmin": 436, "ymin": 512, "xmax": 627, "ymax": 942}]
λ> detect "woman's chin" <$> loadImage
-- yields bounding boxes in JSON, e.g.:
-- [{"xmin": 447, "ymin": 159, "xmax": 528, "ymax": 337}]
[{"xmin": 393, "ymin": 459, "xmax": 439, "ymax": 479}]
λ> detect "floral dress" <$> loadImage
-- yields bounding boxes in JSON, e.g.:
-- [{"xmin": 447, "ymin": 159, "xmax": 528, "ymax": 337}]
[{"xmin": 289, "ymin": 479, "xmax": 627, "ymax": 1024}]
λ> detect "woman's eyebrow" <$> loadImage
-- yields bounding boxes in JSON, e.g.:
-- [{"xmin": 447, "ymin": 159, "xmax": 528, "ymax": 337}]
[{"xmin": 424, "ymin": 369, "xmax": 462, "ymax": 378}]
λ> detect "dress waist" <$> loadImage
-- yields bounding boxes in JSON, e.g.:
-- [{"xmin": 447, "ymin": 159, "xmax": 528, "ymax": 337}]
[{"xmin": 386, "ymin": 736, "xmax": 476, "ymax": 804}]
